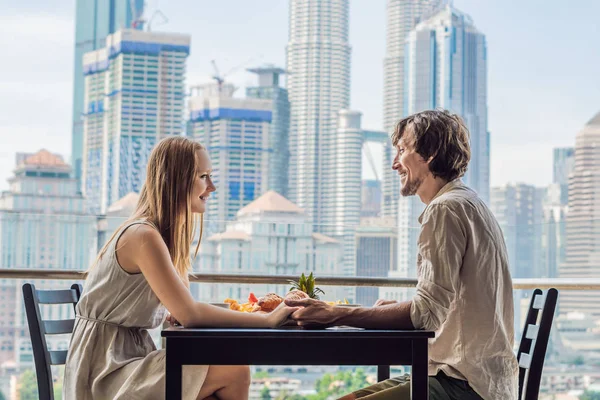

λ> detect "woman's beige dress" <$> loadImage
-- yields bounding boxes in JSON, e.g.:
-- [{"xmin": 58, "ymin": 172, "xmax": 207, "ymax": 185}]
[{"xmin": 64, "ymin": 219, "xmax": 208, "ymax": 400}]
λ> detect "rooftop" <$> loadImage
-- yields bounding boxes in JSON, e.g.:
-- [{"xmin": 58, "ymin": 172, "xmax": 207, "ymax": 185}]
[
  {"xmin": 237, "ymin": 191, "xmax": 304, "ymax": 217},
  {"xmin": 18, "ymin": 150, "xmax": 68, "ymax": 169}
]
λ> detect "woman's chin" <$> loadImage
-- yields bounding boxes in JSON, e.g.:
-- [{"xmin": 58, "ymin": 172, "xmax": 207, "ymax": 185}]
[{"xmin": 191, "ymin": 205, "xmax": 206, "ymax": 214}]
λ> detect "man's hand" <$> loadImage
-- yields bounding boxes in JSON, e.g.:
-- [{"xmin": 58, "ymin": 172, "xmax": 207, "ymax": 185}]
[
  {"xmin": 284, "ymin": 298, "xmax": 342, "ymax": 327},
  {"xmin": 373, "ymin": 299, "xmax": 398, "ymax": 307},
  {"xmin": 166, "ymin": 313, "xmax": 180, "ymax": 326}
]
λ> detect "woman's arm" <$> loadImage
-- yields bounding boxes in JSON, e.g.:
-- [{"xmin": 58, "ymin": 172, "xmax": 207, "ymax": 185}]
[{"xmin": 123, "ymin": 224, "xmax": 296, "ymax": 328}]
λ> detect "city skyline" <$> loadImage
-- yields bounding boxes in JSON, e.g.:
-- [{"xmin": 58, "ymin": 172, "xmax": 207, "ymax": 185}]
[{"xmin": 1, "ymin": 0, "xmax": 599, "ymax": 194}]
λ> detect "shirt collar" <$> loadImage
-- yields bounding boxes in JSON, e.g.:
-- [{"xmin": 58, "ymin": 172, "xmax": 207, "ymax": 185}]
[{"xmin": 418, "ymin": 179, "xmax": 464, "ymax": 222}]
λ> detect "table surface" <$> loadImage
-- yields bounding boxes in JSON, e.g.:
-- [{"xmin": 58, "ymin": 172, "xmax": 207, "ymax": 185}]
[{"xmin": 162, "ymin": 326, "xmax": 436, "ymax": 339}]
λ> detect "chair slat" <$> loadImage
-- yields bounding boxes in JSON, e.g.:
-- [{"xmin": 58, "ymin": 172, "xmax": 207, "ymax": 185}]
[
  {"xmin": 49, "ymin": 350, "xmax": 68, "ymax": 365},
  {"xmin": 37, "ymin": 289, "xmax": 79, "ymax": 304},
  {"xmin": 44, "ymin": 319, "xmax": 75, "ymax": 335},
  {"xmin": 519, "ymin": 352, "xmax": 532, "ymax": 369},
  {"xmin": 533, "ymin": 293, "xmax": 546, "ymax": 310},
  {"xmin": 525, "ymin": 324, "xmax": 539, "ymax": 341}
]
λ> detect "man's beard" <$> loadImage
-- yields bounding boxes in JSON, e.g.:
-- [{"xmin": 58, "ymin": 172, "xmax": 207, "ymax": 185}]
[{"xmin": 400, "ymin": 177, "xmax": 422, "ymax": 197}]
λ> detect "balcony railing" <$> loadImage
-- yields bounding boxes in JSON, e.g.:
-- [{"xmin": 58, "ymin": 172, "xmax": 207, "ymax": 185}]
[{"xmin": 1, "ymin": 268, "xmax": 600, "ymax": 290}]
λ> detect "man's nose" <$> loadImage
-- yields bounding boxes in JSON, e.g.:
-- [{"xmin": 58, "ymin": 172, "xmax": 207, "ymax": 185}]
[{"xmin": 392, "ymin": 156, "xmax": 400, "ymax": 170}]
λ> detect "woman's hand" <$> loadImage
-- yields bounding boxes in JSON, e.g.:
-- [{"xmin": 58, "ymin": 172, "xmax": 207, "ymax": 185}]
[{"xmin": 265, "ymin": 303, "xmax": 300, "ymax": 328}]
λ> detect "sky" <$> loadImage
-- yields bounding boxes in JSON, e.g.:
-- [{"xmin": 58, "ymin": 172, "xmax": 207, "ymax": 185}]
[{"xmin": 0, "ymin": 0, "xmax": 598, "ymax": 191}]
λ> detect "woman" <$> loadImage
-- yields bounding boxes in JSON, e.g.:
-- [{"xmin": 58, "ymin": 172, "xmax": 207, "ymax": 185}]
[{"xmin": 64, "ymin": 136, "xmax": 298, "ymax": 400}]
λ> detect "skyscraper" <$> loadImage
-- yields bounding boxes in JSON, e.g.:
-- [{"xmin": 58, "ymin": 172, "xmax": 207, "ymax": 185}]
[
  {"xmin": 361, "ymin": 180, "xmax": 382, "ymax": 218},
  {"xmin": 381, "ymin": 0, "xmax": 443, "ymax": 219},
  {"xmin": 541, "ymin": 183, "xmax": 567, "ymax": 279},
  {"xmin": 491, "ymin": 184, "xmax": 544, "ymax": 280},
  {"xmin": 72, "ymin": 0, "xmax": 145, "ymax": 189},
  {"xmin": 246, "ymin": 66, "xmax": 290, "ymax": 197},
  {"xmin": 286, "ymin": 0, "xmax": 351, "ymax": 231},
  {"xmin": 553, "ymin": 147, "xmax": 575, "ymax": 205},
  {"xmin": 187, "ymin": 83, "xmax": 272, "ymax": 233},
  {"xmin": 396, "ymin": 5, "xmax": 489, "ymax": 277},
  {"xmin": 0, "ymin": 150, "xmax": 97, "ymax": 368},
  {"xmin": 405, "ymin": 5, "xmax": 489, "ymax": 201},
  {"xmin": 82, "ymin": 29, "xmax": 190, "ymax": 214},
  {"xmin": 560, "ymin": 112, "xmax": 600, "ymax": 318},
  {"xmin": 355, "ymin": 217, "xmax": 398, "ymax": 307},
  {"xmin": 333, "ymin": 110, "xmax": 363, "ymax": 283},
  {"xmin": 491, "ymin": 183, "xmax": 544, "ymax": 337}
]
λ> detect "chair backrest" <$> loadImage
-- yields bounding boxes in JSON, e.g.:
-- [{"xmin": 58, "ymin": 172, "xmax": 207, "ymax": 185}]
[
  {"xmin": 22, "ymin": 283, "xmax": 83, "ymax": 400},
  {"xmin": 517, "ymin": 288, "xmax": 558, "ymax": 400}
]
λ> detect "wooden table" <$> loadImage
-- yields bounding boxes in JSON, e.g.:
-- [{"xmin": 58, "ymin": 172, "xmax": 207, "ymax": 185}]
[{"xmin": 162, "ymin": 326, "xmax": 434, "ymax": 399}]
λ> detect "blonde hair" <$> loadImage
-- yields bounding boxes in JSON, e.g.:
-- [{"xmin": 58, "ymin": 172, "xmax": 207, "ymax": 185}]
[{"xmin": 91, "ymin": 136, "xmax": 206, "ymax": 284}]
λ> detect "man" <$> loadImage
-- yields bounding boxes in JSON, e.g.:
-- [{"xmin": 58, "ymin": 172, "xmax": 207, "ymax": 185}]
[{"xmin": 286, "ymin": 109, "xmax": 519, "ymax": 400}]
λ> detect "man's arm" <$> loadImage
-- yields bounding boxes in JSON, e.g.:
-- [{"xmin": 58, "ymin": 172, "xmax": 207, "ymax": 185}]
[
  {"xmin": 336, "ymin": 301, "xmax": 415, "ymax": 329},
  {"xmin": 284, "ymin": 298, "xmax": 414, "ymax": 329},
  {"xmin": 287, "ymin": 203, "xmax": 465, "ymax": 330}
]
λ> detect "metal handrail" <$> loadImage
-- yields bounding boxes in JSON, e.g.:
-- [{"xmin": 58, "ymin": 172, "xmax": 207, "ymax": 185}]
[{"xmin": 1, "ymin": 269, "xmax": 599, "ymax": 290}]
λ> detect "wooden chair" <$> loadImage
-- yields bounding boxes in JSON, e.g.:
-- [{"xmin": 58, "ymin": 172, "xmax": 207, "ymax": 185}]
[
  {"xmin": 517, "ymin": 288, "xmax": 558, "ymax": 400},
  {"xmin": 22, "ymin": 283, "xmax": 83, "ymax": 400}
]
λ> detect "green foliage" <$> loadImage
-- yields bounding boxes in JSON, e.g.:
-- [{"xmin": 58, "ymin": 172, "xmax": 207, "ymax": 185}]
[
  {"xmin": 18, "ymin": 369, "xmax": 38, "ymax": 400},
  {"xmin": 573, "ymin": 355, "xmax": 585, "ymax": 366},
  {"xmin": 580, "ymin": 390, "xmax": 600, "ymax": 400},
  {"xmin": 254, "ymin": 370, "xmax": 270, "ymax": 379},
  {"xmin": 0, "ymin": 389, "xmax": 6, "ymax": 400},
  {"xmin": 306, "ymin": 368, "xmax": 370, "ymax": 400},
  {"xmin": 18, "ymin": 368, "xmax": 62, "ymax": 400},
  {"xmin": 260, "ymin": 385, "xmax": 272, "ymax": 400},
  {"xmin": 288, "ymin": 272, "xmax": 325, "ymax": 299}
]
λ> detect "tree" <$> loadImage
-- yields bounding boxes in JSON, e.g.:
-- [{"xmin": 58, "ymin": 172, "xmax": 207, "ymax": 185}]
[
  {"xmin": 573, "ymin": 355, "xmax": 585, "ymax": 366},
  {"xmin": 17, "ymin": 368, "xmax": 62, "ymax": 400},
  {"xmin": 260, "ymin": 385, "xmax": 272, "ymax": 400},
  {"xmin": 18, "ymin": 369, "xmax": 39, "ymax": 400},
  {"xmin": 254, "ymin": 370, "xmax": 270, "ymax": 379},
  {"xmin": 580, "ymin": 391, "xmax": 600, "ymax": 400},
  {"xmin": 0, "ymin": 389, "xmax": 6, "ymax": 400}
]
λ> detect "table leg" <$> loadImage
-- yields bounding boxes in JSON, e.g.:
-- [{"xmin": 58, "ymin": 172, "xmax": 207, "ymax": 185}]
[
  {"xmin": 411, "ymin": 339, "xmax": 428, "ymax": 400},
  {"xmin": 377, "ymin": 365, "xmax": 390, "ymax": 381},
  {"xmin": 165, "ymin": 339, "xmax": 182, "ymax": 399}
]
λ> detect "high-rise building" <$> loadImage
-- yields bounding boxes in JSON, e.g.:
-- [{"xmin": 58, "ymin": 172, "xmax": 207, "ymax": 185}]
[
  {"xmin": 541, "ymin": 183, "xmax": 568, "ymax": 279},
  {"xmin": 560, "ymin": 112, "xmax": 600, "ymax": 318},
  {"xmin": 396, "ymin": 5, "xmax": 489, "ymax": 278},
  {"xmin": 187, "ymin": 83, "xmax": 272, "ymax": 233},
  {"xmin": 195, "ymin": 191, "xmax": 344, "ymax": 303},
  {"xmin": 491, "ymin": 184, "xmax": 544, "ymax": 279},
  {"xmin": 541, "ymin": 147, "xmax": 574, "ymax": 279},
  {"xmin": 553, "ymin": 147, "xmax": 575, "ymax": 205},
  {"xmin": 355, "ymin": 217, "xmax": 397, "ymax": 307},
  {"xmin": 286, "ymin": 0, "xmax": 351, "ymax": 231},
  {"xmin": 405, "ymin": 5, "xmax": 489, "ymax": 202},
  {"xmin": 82, "ymin": 29, "xmax": 190, "ymax": 214},
  {"xmin": 361, "ymin": 180, "xmax": 382, "ymax": 218},
  {"xmin": 491, "ymin": 183, "xmax": 544, "ymax": 337},
  {"xmin": 246, "ymin": 66, "xmax": 290, "ymax": 198},
  {"xmin": 381, "ymin": 0, "xmax": 443, "ymax": 219},
  {"xmin": 332, "ymin": 111, "xmax": 363, "ymax": 280},
  {"xmin": 0, "ymin": 150, "xmax": 97, "ymax": 368},
  {"xmin": 72, "ymin": 0, "xmax": 145, "ymax": 189}
]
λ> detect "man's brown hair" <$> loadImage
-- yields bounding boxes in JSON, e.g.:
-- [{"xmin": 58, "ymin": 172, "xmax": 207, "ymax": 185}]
[{"xmin": 392, "ymin": 109, "xmax": 471, "ymax": 182}]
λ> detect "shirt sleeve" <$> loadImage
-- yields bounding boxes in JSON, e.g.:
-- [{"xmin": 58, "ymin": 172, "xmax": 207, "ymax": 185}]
[{"xmin": 410, "ymin": 204, "xmax": 466, "ymax": 331}]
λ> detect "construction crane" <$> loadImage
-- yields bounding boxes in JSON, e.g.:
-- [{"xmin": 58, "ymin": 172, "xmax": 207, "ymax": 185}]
[
  {"xmin": 129, "ymin": 1, "xmax": 168, "ymax": 31},
  {"xmin": 129, "ymin": 0, "xmax": 145, "ymax": 29},
  {"xmin": 210, "ymin": 55, "xmax": 264, "ymax": 92}
]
